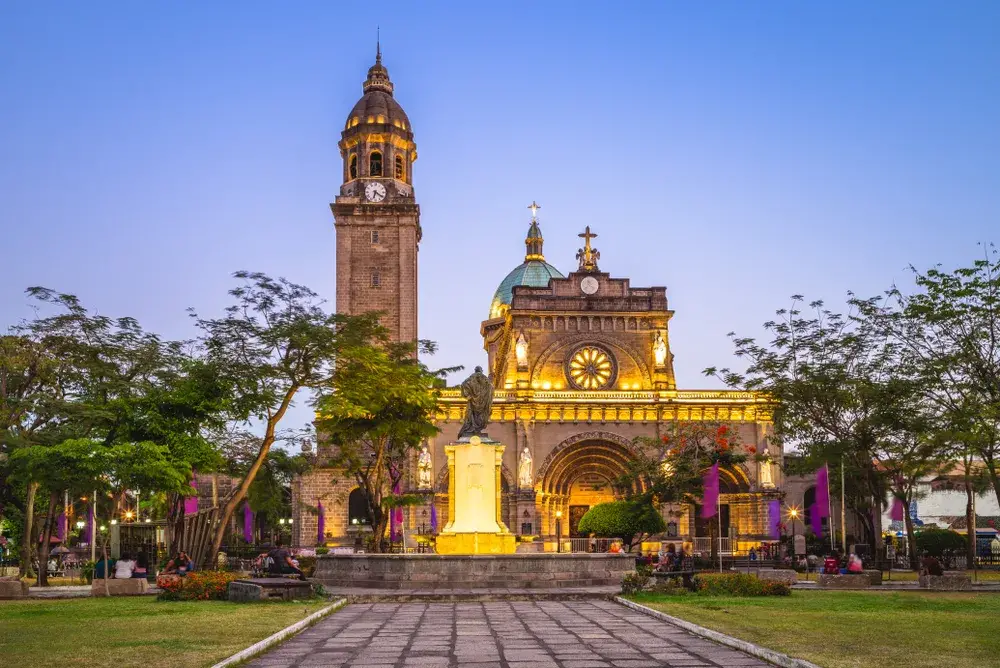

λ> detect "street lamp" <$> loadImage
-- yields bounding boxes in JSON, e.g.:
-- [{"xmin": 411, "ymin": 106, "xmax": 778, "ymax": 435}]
[
  {"xmin": 555, "ymin": 510, "xmax": 563, "ymax": 554},
  {"xmin": 75, "ymin": 520, "xmax": 85, "ymax": 529},
  {"xmin": 787, "ymin": 507, "xmax": 800, "ymax": 561}
]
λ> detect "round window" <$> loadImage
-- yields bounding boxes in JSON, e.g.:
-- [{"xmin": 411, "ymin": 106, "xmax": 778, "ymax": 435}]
[{"xmin": 566, "ymin": 345, "xmax": 617, "ymax": 390}]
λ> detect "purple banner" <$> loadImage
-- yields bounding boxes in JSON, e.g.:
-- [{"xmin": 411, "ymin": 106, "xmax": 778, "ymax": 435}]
[
  {"xmin": 815, "ymin": 464, "xmax": 830, "ymax": 521},
  {"xmin": 316, "ymin": 501, "xmax": 325, "ymax": 544},
  {"xmin": 890, "ymin": 497, "xmax": 905, "ymax": 521},
  {"xmin": 57, "ymin": 512, "xmax": 66, "ymax": 541},
  {"xmin": 768, "ymin": 500, "xmax": 781, "ymax": 538},
  {"xmin": 810, "ymin": 502, "xmax": 822, "ymax": 536},
  {"xmin": 430, "ymin": 501, "xmax": 438, "ymax": 533},
  {"xmin": 701, "ymin": 463, "xmax": 719, "ymax": 518},
  {"xmin": 85, "ymin": 504, "xmax": 94, "ymax": 544},
  {"xmin": 184, "ymin": 477, "xmax": 198, "ymax": 515},
  {"xmin": 243, "ymin": 503, "xmax": 254, "ymax": 543}
]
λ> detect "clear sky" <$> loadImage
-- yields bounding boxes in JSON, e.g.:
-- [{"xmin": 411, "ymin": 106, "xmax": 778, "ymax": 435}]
[{"xmin": 3, "ymin": 2, "xmax": 999, "ymax": 435}]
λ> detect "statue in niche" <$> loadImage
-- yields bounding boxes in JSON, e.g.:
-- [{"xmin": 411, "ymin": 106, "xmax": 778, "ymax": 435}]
[
  {"xmin": 759, "ymin": 453, "xmax": 775, "ymax": 489},
  {"xmin": 417, "ymin": 444, "xmax": 432, "ymax": 490},
  {"xmin": 518, "ymin": 446, "xmax": 533, "ymax": 489},
  {"xmin": 458, "ymin": 366, "xmax": 494, "ymax": 439},
  {"xmin": 653, "ymin": 333, "xmax": 667, "ymax": 367}
]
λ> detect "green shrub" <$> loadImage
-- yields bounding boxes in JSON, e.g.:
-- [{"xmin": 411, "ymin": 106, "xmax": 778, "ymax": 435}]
[
  {"xmin": 694, "ymin": 572, "xmax": 790, "ymax": 597},
  {"xmin": 315, "ymin": 547, "xmax": 329, "ymax": 555},
  {"xmin": 915, "ymin": 528, "xmax": 966, "ymax": 557},
  {"xmin": 578, "ymin": 500, "xmax": 667, "ymax": 551},
  {"xmin": 156, "ymin": 571, "xmax": 243, "ymax": 601},
  {"xmin": 621, "ymin": 572, "xmax": 647, "ymax": 595}
]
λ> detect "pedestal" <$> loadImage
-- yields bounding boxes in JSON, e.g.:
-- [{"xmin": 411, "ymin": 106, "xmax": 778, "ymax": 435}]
[{"xmin": 436, "ymin": 435, "xmax": 517, "ymax": 555}]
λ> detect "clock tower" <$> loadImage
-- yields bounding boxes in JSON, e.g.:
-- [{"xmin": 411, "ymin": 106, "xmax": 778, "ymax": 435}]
[{"xmin": 332, "ymin": 46, "xmax": 419, "ymax": 344}]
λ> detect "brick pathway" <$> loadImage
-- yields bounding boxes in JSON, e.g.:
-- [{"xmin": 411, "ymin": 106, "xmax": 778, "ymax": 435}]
[{"xmin": 245, "ymin": 600, "xmax": 770, "ymax": 667}]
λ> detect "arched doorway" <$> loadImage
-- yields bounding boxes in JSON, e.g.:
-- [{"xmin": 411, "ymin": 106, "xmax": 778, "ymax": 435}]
[{"xmin": 537, "ymin": 438, "xmax": 641, "ymax": 538}]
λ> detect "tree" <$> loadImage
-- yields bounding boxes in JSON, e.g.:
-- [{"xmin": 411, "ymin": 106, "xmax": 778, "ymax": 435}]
[
  {"xmin": 0, "ymin": 334, "xmax": 71, "ymax": 578},
  {"xmin": 7, "ymin": 288, "xmax": 229, "ymax": 574},
  {"xmin": 314, "ymin": 326, "xmax": 450, "ymax": 553},
  {"xmin": 859, "ymin": 248, "xmax": 1000, "ymax": 516},
  {"xmin": 915, "ymin": 528, "xmax": 966, "ymax": 558},
  {"xmin": 706, "ymin": 297, "xmax": 931, "ymax": 555},
  {"xmin": 577, "ymin": 500, "xmax": 666, "ymax": 552},
  {"xmin": 194, "ymin": 272, "xmax": 360, "ymax": 566}
]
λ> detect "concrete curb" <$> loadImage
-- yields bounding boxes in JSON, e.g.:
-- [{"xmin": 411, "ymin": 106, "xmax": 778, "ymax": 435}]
[
  {"xmin": 614, "ymin": 596, "xmax": 823, "ymax": 668},
  {"xmin": 209, "ymin": 598, "xmax": 347, "ymax": 668}
]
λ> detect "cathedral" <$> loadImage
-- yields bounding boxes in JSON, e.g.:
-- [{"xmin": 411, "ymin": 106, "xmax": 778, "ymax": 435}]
[{"xmin": 292, "ymin": 51, "xmax": 782, "ymax": 554}]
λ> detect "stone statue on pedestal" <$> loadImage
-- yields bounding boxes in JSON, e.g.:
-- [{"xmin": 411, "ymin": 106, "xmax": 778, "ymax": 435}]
[
  {"xmin": 417, "ymin": 444, "xmax": 432, "ymax": 490},
  {"xmin": 518, "ymin": 446, "xmax": 533, "ymax": 490},
  {"xmin": 458, "ymin": 366, "xmax": 493, "ymax": 439}
]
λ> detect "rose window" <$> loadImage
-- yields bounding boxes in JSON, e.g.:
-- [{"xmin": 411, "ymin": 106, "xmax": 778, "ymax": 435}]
[{"xmin": 566, "ymin": 345, "xmax": 616, "ymax": 390}]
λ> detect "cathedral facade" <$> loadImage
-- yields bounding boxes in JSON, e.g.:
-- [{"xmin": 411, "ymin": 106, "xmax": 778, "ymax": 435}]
[{"xmin": 292, "ymin": 53, "xmax": 780, "ymax": 554}]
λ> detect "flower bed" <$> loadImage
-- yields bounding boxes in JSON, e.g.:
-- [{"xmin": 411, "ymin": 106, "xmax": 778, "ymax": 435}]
[
  {"xmin": 157, "ymin": 571, "xmax": 244, "ymax": 601},
  {"xmin": 694, "ymin": 572, "xmax": 790, "ymax": 596}
]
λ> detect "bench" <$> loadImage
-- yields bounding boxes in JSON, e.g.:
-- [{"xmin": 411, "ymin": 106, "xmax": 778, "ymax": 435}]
[
  {"xmin": 919, "ymin": 571, "xmax": 971, "ymax": 591},
  {"xmin": 816, "ymin": 573, "xmax": 871, "ymax": 589},
  {"xmin": 91, "ymin": 578, "xmax": 150, "ymax": 596},
  {"xmin": 0, "ymin": 578, "xmax": 29, "ymax": 599},
  {"xmin": 228, "ymin": 577, "xmax": 313, "ymax": 602},
  {"xmin": 650, "ymin": 570, "xmax": 697, "ymax": 591}
]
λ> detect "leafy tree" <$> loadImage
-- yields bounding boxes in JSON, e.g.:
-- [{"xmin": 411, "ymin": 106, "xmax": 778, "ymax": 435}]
[
  {"xmin": 858, "ymin": 248, "xmax": 1000, "ymax": 518},
  {"xmin": 706, "ymin": 297, "xmax": 932, "ymax": 556},
  {"xmin": 577, "ymin": 500, "xmax": 666, "ymax": 552},
  {"xmin": 315, "ymin": 325, "xmax": 451, "ymax": 553},
  {"xmin": 915, "ymin": 528, "xmax": 967, "ymax": 558},
  {"xmin": 193, "ymin": 272, "xmax": 362, "ymax": 565}
]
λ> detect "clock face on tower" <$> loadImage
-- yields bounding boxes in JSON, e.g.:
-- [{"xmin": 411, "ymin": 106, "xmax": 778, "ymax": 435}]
[
  {"xmin": 365, "ymin": 181, "xmax": 387, "ymax": 202},
  {"xmin": 580, "ymin": 276, "xmax": 599, "ymax": 295}
]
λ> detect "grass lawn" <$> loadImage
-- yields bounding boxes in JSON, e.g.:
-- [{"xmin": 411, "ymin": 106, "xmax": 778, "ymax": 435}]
[
  {"xmin": 0, "ymin": 596, "xmax": 329, "ymax": 668},
  {"xmin": 629, "ymin": 590, "xmax": 1000, "ymax": 668},
  {"xmin": 794, "ymin": 569, "xmax": 1000, "ymax": 582}
]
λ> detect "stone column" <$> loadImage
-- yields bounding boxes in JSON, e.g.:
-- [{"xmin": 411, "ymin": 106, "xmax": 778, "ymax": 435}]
[{"xmin": 444, "ymin": 446, "xmax": 456, "ymax": 533}]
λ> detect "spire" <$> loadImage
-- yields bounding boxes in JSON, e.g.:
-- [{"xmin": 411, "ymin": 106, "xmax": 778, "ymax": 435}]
[
  {"xmin": 363, "ymin": 30, "xmax": 394, "ymax": 95},
  {"xmin": 525, "ymin": 201, "xmax": 545, "ymax": 261}
]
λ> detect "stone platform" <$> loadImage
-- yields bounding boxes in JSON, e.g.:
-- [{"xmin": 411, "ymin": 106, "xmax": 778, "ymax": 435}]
[{"xmin": 313, "ymin": 553, "xmax": 634, "ymax": 590}]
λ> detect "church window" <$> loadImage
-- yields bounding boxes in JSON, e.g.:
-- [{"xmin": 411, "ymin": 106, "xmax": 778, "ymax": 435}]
[
  {"xmin": 566, "ymin": 345, "xmax": 617, "ymax": 390},
  {"xmin": 376, "ymin": 114, "xmax": 385, "ymax": 124},
  {"xmin": 370, "ymin": 230, "xmax": 379, "ymax": 244},
  {"xmin": 348, "ymin": 488, "xmax": 372, "ymax": 526},
  {"xmin": 394, "ymin": 155, "xmax": 404, "ymax": 179},
  {"xmin": 370, "ymin": 270, "xmax": 381, "ymax": 287},
  {"xmin": 369, "ymin": 151, "xmax": 383, "ymax": 177},
  {"xmin": 367, "ymin": 115, "xmax": 375, "ymax": 124},
  {"xmin": 349, "ymin": 154, "xmax": 357, "ymax": 179},
  {"xmin": 351, "ymin": 116, "xmax": 360, "ymax": 127}
]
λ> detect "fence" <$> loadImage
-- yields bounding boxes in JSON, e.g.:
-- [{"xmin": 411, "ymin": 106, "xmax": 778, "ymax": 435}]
[{"xmin": 568, "ymin": 537, "xmax": 620, "ymax": 553}]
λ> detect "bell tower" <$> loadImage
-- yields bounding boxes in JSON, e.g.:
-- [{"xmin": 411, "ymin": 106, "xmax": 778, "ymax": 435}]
[{"xmin": 332, "ymin": 45, "xmax": 420, "ymax": 344}]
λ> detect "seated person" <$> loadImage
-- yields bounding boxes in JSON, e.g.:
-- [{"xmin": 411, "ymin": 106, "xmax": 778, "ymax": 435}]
[
  {"xmin": 920, "ymin": 552, "xmax": 944, "ymax": 576},
  {"xmin": 823, "ymin": 553, "xmax": 840, "ymax": 575},
  {"xmin": 114, "ymin": 553, "xmax": 135, "ymax": 579},
  {"xmin": 847, "ymin": 553, "xmax": 864, "ymax": 573},
  {"xmin": 267, "ymin": 538, "xmax": 307, "ymax": 581},
  {"xmin": 608, "ymin": 541, "xmax": 622, "ymax": 554},
  {"xmin": 93, "ymin": 557, "xmax": 115, "ymax": 579}
]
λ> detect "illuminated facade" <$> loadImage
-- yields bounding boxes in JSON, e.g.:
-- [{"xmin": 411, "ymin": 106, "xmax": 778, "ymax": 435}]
[{"xmin": 292, "ymin": 54, "xmax": 781, "ymax": 554}]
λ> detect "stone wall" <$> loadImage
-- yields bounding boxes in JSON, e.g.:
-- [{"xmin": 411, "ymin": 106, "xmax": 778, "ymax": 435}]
[{"xmin": 313, "ymin": 553, "xmax": 635, "ymax": 589}]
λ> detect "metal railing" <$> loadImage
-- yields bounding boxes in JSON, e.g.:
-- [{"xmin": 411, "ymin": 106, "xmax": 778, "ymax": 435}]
[{"xmin": 569, "ymin": 537, "xmax": 620, "ymax": 553}]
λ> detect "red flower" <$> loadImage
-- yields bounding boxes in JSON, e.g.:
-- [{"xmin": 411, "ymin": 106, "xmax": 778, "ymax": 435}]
[
  {"xmin": 746, "ymin": 445, "xmax": 757, "ymax": 454},
  {"xmin": 661, "ymin": 435, "xmax": 669, "ymax": 444},
  {"xmin": 717, "ymin": 425, "xmax": 729, "ymax": 437}
]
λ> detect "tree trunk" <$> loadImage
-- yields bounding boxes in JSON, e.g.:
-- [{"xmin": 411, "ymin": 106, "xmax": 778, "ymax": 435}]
[
  {"xmin": 965, "ymin": 476, "xmax": 977, "ymax": 565},
  {"xmin": 36, "ymin": 491, "xmax": 57, "ymax": 587},
  {"xmin": 19, "ymin": 481, "xmax": 38, "ymax": 578},
  {"xmin": 206, "ymin": 386, "xmax": 298, "ymax": 568},
  {"xmin": 902, "ymin": 496, "xmax": 918, "ymax": 571}
]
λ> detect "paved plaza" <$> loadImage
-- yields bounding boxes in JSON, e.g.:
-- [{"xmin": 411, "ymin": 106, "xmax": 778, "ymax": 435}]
[{"xmin": 245, "ymin": 600, "xmax": 770, "ymax": 668}]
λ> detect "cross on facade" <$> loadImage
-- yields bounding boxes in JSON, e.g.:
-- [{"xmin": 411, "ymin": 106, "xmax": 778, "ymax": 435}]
[
  {"xmin": 576, "ymin": 226, "xmax": 600, "ymax": 271},
  {"xmin": 528, "ymin": 201, "xmax": 540, "ymax": 220}
]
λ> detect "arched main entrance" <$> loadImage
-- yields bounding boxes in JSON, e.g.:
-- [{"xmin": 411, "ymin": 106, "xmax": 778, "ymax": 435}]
[{"xmin": 537, "ymin": 437, "xmax": 642, "ymax": 538}]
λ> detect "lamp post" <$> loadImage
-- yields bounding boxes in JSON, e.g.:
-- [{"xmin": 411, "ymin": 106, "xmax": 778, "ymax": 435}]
[
  {"xmin": 555, "ymin": 510, "xmax": 563, "ymax": 553},
  {"xmin": 788, "ymin": 507, "xmax": 800, "ymax": 564}
]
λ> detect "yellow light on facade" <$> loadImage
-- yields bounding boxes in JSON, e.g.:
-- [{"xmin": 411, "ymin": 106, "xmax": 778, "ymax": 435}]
[
  {"xmin": 542, "ymin": 381, "xmax": 551, "ymax": 390},
  {"xmin": 531, "ymin": 382, "xmax": 539, "ymax": 389},
  {"xmin": 555, "ymin": 510, "xmax": 563, "ymax": 519}
]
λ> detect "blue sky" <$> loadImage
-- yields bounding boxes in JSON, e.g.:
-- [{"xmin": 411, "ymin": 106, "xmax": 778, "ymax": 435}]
[{"xmin": 3, "ymin": 2, "xmax": 999, "ymax": 435}]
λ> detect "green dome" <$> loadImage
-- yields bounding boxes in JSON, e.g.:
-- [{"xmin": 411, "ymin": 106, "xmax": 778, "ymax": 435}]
[{"xmin": 489, "ymin": 260, "xmax": 564, "ymax": 319}]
